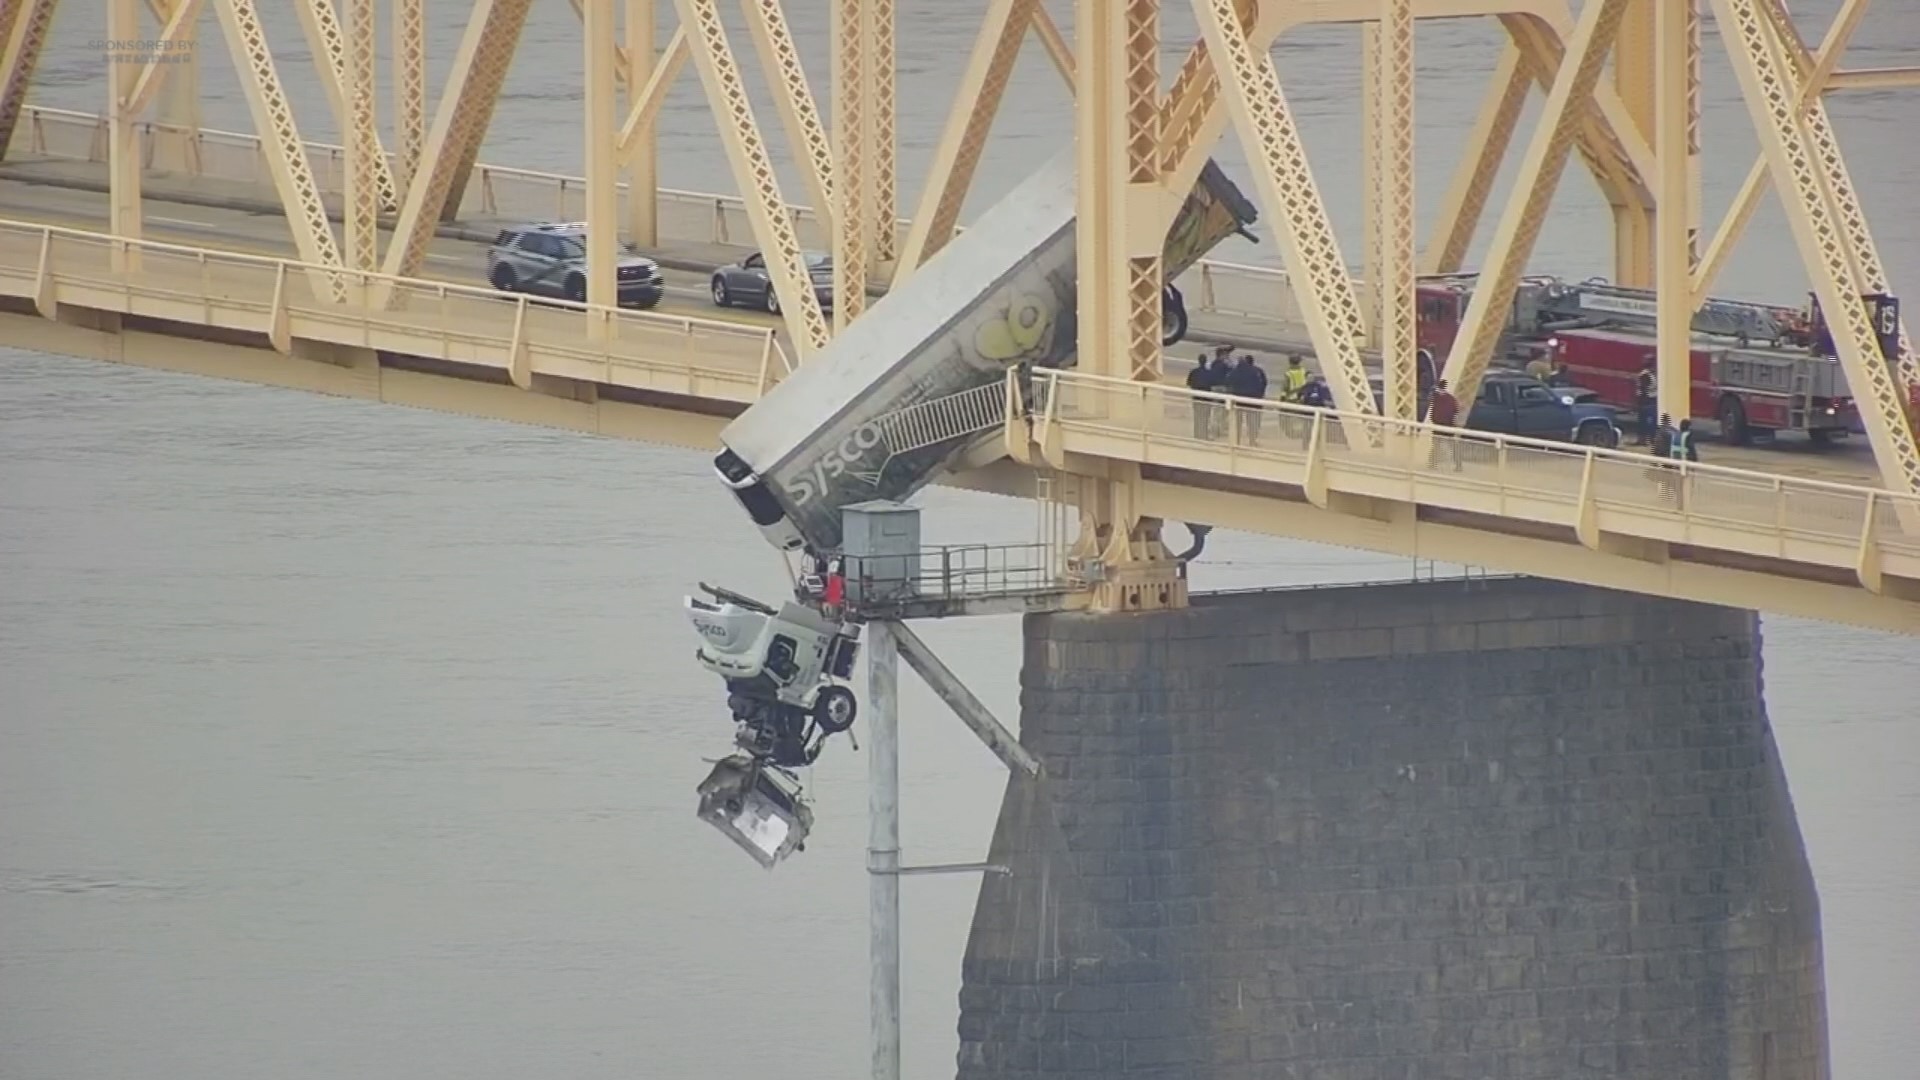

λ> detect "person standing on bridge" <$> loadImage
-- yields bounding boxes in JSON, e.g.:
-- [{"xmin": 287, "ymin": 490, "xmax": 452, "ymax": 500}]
[
  {"xmin": 1282, "ymin": 355, "xmax": 1310, "ymax": 402},
  {"xmin": 1416, "ymin": 348, "xmax": 1437, "ymax": 417},
  {"xmin": 1225, "ymin": 353, "xmax": 1270, "ymax": 445},
  {"xmin": 1426, "ymin": 379, "xmax": 1461, "ymax": 472},
  {"xmin": 1187, "ymin": 352, "xmax": 1221, "ymax": 441},
  {"xmin": 1635, "ymin": 356, "xmax": 1657, "ymax": 445}
]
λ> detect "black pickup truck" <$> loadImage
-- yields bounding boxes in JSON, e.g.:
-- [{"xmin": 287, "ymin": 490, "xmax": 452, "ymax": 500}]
[{"xmin": 1372, "ymin": 372, "xmax": 1621, "ymax": 447}]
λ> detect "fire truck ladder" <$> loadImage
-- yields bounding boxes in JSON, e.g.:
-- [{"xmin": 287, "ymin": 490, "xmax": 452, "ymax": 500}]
[
  {"xmin": 849, "ymin": 381, "xmax": 1008, "ymax": 487},
  {"xmin": 1575, "ymin": 279, "xmax": 1796, "ymax": 344}
]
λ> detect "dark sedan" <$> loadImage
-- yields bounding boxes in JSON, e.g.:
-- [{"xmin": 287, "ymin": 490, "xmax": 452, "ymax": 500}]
[{"xmin": 710, "ymin": 250, "xmax": 835, "ymax": 315}]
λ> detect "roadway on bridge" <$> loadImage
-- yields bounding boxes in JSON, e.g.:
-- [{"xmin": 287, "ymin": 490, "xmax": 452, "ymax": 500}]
[{"xmin": 0, "ymin": 167, "xmax": 1886, "ymax": 489}]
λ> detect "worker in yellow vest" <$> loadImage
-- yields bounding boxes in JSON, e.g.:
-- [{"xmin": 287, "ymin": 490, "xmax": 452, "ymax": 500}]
[{"xmin": 1282, "ymin": 355, "xmax": 1309, "ymax": 402}]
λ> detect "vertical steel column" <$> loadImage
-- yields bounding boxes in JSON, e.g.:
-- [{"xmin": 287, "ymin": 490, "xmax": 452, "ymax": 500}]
[
  {"xmin": 1421, "ymin": 45, "xmax": 1527, "ymax": 275},
  {"xmin": 1359, "ymin": 26, "xmax": 1381, "ymax": 348},
  {"xmin": 1611, "ymin": 0, "xmax": 1657, "ymax": 287},
  {"xmin": 0, "ymin": 0, "xmax": 59, "ymax": 162},
  {"xmin": 1377, "ymin": 0, "xmax": 1417, "ymax": 423},
  {"xmin": 832, "ymin": 0, "xmax": 871, "ymax": 329},
  {"xmin": 343, "ymin": 0, "xmax": 380, "ymax": 274},
  {"xmin": 107, "ymin": 0, "xmax": 142, "ymax": 271},
  {"xmin": 1074, "ymin": 0, "xmax": 1127, "ymax": 378},
  {"xmin": 865, "ymin": 620, "xmax": 901, "ymax": 1080},
  {"xmin": 624, "ymin": 0, "xmax": 659, "ymax": 246},
  {"xmin": 867, "ymin": 0, "xmax": 896, "ymax": 262},
  {"xmin": 149, "ymin": 0, "xmax": 203, "ymax": 174},
  {"xmin": 1654, "ymin": 0, "xmax": 1692, "ymax": 420},
  {"xmin": 394, "ymin": 0, "xmax": 427, "ymax": 188},
  {"xmin": 584, "ymin": 0, "xmax": 620, "ymax": 323}
]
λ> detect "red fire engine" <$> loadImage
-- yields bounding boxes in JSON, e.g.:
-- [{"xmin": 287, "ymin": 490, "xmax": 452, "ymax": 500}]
[{"xmin": 1413, "ymin": 274, "xmax": 1902, "ymax": 444}]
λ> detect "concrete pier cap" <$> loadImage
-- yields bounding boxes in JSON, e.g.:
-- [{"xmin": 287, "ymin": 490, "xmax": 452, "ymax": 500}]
[{"xmin": 957, "ymin": 576, "xmax": 1829, "ymax": 1079}]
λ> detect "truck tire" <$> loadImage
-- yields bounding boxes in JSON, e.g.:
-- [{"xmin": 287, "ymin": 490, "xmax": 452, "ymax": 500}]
[
  {"xmin": 1575, "ymin": 421, "xmax": 1619, "ymax": 449},
  {"xmin": 1718, "ymin": 396, "xmax": 1749, "ymax": 446},
  {"xmin": 813, "ymin": 685, "xmax": 856, "ymax": 734},
  {"xmin": 1161, "ymin": 288, "xmax": 1189, "ymax": 346}
]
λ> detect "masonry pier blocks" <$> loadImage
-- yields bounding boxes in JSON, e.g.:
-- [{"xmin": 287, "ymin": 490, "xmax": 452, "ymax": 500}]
[{"xmin": 957, "ymin": 577, "xmax": 1827, "ymax": 1079}]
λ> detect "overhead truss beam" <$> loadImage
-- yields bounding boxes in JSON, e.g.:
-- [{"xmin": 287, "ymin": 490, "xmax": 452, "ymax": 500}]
[
  {"xmin": 393, "ymin": 0, "xmax": 427, "ymax": 187},
  {"xmin": 831, "ymin": 0, "xmax": 871, "ymax": 328},
  {"xmin": 0, "ymin": 0, "xmax": 57, "ymax": 161},
  {"xmin": 742, "ymin": 0, "xmax": 836, "ymax": 242},
  {"xmin": 292, "ymin": 0, "xmax": 398, "ymax": 213},
  {"xmin": 1376, "ymin": 0, "xmax": 1418, "ymax": 422}
]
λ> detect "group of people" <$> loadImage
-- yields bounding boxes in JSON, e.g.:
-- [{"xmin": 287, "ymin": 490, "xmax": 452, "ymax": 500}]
[{"xmin": 1185, "ymin": 344, "xmax": 1332, "ymax": 445}]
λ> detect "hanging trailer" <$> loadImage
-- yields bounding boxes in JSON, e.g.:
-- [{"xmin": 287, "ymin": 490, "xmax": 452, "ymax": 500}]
[{"xmin": 712, "ymin": 148, "xmax": 1259, "ymax": 553}]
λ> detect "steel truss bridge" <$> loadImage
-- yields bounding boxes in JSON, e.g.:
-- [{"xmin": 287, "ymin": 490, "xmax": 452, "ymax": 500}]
[{"xmin": 0, "ymin": 0, "xmax": 1916, "ymax": 633}]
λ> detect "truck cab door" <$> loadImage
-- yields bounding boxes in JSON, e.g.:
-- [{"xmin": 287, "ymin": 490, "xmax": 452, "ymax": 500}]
[
  {"xmin": 1468, "ymin": 382, "xmax": 1507, "ymax": 431},
  {"xmin": 1512, "ymin": 381, "xmax": 1568, "ymax": 438}
]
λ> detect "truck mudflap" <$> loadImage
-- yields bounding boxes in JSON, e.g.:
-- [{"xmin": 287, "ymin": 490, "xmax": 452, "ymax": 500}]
[{"xmin": 714, "ymin": 149, "xmax": 1259, "ymax": 553}]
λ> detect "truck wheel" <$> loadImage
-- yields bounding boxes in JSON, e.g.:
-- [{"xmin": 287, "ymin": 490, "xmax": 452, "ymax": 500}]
[
  {"xmin": 1575, "ymin": 422, "xmax": 1619, "ymax": 449},
  {"xmin": 1718, "ymin": 396, "xmax": 1749, "ymax": 446},
  {"xmin": 1809, "ymin": 429, "xmax": 1835, "ymax": 446},
  {"xmin": 711, "ymin": 276, "xmax": 731, "ymax": 307},
  {"xmin": 1161, "ymin": 293, "xmax": 1189, "ymax": 346},
  {"xmin": 813, "ymin": 686, "xmax": 856, "ymax": 734}
]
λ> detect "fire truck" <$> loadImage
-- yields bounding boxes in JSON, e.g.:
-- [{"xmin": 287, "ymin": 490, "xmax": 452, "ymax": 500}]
[{"xmin": 1414, "ymin": 274, "xmax": 1901, "ymax": 444}]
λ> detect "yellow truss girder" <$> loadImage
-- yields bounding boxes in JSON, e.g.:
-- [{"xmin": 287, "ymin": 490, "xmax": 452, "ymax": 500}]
[
  {"xmin": 584, "ymin": 0, "xmax": 620, "ymax": 318},
  {"xmin": 393, "ymin": 0, "xmax": 426, "ymax": 187},
  {"xmin": 623, "ymin": 0, "xmax": 664, "ymax": 245},
  {"xmin": 1375, "ymin": 0, "xmax": 1418, "ymax": 422},
  {"xmin": 740, "ymin": 0, "xmax": 836, "ymax": 242},
  {"xmin": 1709, "ymin": 0, "xmax": 1920, "ymax": 497},
  {"xmin": 381, "ymin": 0, "xmax": 531, "ymax": 284},
  {"xmin": 106, "ymin": 0, "xmax": 139, "ymax": 271},
  {"xmin": 867, "ymin": 0, "xmax": 896, "ymax": 263},
  {"xmin": 342, "ymin": 0, "xmax": 380, "ymax": 272},
  {"xmin": 212, "ymin": 0, "xmax": 347, "ymax": 302},
  {"xmin": 674, "ymin": 0, "xmax": 829, "ymax": 354},
  {"xmin": 616, "ymin": 27, "xmax": 688, "ymax": 165},
  {"xmin": 124, "ymin": 0, "xmax": 205, "ymax": 118},
  {"xmin": 1440, "ymin": 0, "xmax": 1630, "ymax": 410},
  {"xmin": 292, "ymin": 0, "xmax": 398, "ymax": 214},
  {"xmin": 831, "ymin": 0, "xmax": 871, "ymax": 328},
  {"xmin": 1192, "ymin": 0, "xmax": 1376, "ymax": 417},
  {"xmin": 1421, "ymin": 43, "xmax": 1527, "ymax": 274},
  {"xmin": 1653, "ymin": 0, "xmax": 1693, "ymax": 423},
  {"xmin": 0, "ymin": 0, "xmax": 57, "ymax": 161}
]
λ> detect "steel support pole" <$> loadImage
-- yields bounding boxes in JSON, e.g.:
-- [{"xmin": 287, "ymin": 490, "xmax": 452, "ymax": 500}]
[
  {"xmin": 1359, "ymin": 26, "xmax": 1381, "ymax": 349},
  {"xmin": 867, "ymin": 0, "xmax": 896, "ymax": 262},
  {"xmin": 1654, "ymin": 0, "xmax": 1692, "ymax": 421},
  {"xmin": 623, "ymin": 0, "xmax": 659, "ymax": 247},
  {"xmin": 866, "ymin": 620, "xmax": 901, "ymax": 1080},
  {"xmin": 1611, "ymin": 0, "xmax": 1657, "ymax": 287},
  {"xmin": 394, "ymin": 0, "xmax": 427, "ymax": 188},
  {"xmin": 343, "ymin": 0, "xmax": 380, "ymax": 275},
  {"xmin": 107, "ymin": 0, "xmax": 142, "ymax": 272},
  {"xmin": 1377, "ymin": 0, "xmax": 1418, "ymax": 424},
  {"xmin": 152, "ymin": 0, "xmax": 203, "ymax": 174},
  {"xmin": 584, "ymin": 0, "xmax": 619, "ymax": 325}
]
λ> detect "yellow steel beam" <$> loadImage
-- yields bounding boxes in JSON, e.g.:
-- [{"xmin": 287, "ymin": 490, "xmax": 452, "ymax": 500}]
[
  {"xmin": 1709, "ymin": 0, "xmax": 1920, "ymax": 496},
  {"xmin": 868, "ymin": 0, "xmax": 896, "ymax": 262},
  {"xmin": 1827, "ymin": 66, "xmax": 1920, "ymax": 90},
  {"xmin": 1121, "ymin": 0, "xmax": 1165, "ymax": 384},
  {"xmin": 674, "ymin": 0, "xmax": 829, "ymax": 354},
  {"xmin": 740, "ymin": 0, "xmax": 836, "ymax": 242},
  {"xmin": 1377, "ymin": 0, "xmax": 1418, "ymax": 422},
  {"xmin": 1029, "ymin": 4, "xmax": 1075, "ymax": 89},
  {"xmin": 381, "ymin": 0, "xmax": 532, "ymax": 283},
  {"xmin": 895, "ymin": 0, "xmax": 1039, "ymax": 277},
  {"xmin": 1075, "ymin": 0, "xmax": 1126, "ymax": 380},
  {"xmin": 0, "ymin": 0, "xmax": 56, "ymax": 161},
  {"xmin": 830, "ymin": 0, "xmax": 870, "ymax": 328},
  {"xmin": 292, "ymin": 0, "xmax": 399, "ymax": 213},
  {"xmin": 1421, "ymin": 43, "xmax": 1528, "ymax": 274},
  {"xmin": 393, "ymin": 0, "xmax": 426, "ymax": 188},
  {"xmin": 342, "ymin": 0, "xmax": 380, "ymax": 273},
  {"xmin": 622, "ymin": 0, "xmax": 665, "ymax": 246},
  {"xmin": 1191, "ymin": 0, "xmax": 1374, "ymax": 416},
  {"xmin": 1360, "ymin": 27, "xmax": 1381, "ymax": 346},
  {"xmin": 1654, "ymin": 0, "xmax": 1691, "ymax": 426},
  {"xmin": 145, "ymin": 0, "xmax": 205, "ymax": 173},
  {"xmin": 125, "ymin": 0, "xmax": 206, "ymax": 117},
  {"xmin": 585, "ymin": 0, "xmax": 619, "ymax": 321},
  {"xmin": 1692, "ymin": 0, "xmax": 1864, "ymax": 311},
  {"xmin": 1610, "ymin": 0, "xmax": 1656, "ymax": 287},
  {"xmin": 212, "ymin": 0, "xmax": 348, "ymax": 302},
  {"xmin": 1441, "ymin": 0, "xmax": 1628, "ymax": 410},
  {"xmin": 107, "ymin": 0, "xmax": 140, "ymax": 272}
]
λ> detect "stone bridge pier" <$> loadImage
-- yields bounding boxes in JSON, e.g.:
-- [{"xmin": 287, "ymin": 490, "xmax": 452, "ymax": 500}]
[{"xmin": 956, "ymin": 578, "xmax": 1828, "ymax": 1079}]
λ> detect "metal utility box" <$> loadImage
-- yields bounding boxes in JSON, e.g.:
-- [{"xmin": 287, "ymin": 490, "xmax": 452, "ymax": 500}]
[{"xmin": 841, "ymin": 501, "xmax": 922, "ymax": 608}]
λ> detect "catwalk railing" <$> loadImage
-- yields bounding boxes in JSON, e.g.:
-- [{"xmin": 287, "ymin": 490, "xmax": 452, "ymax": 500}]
[
  {"xmin": 9, "ymin": 105, "xmax": 1317, "ymax": 333},
  {"xmin": 1020, "ymin": 368, "xmax": 1920, "ymax": 588},
  {"xmin": 0, "ymin": 218, "xmax": 791, "ymax": 399}
]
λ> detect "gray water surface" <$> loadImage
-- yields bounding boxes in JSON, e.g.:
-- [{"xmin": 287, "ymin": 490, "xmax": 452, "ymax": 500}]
[{"xmin": 4, "ymin": 3, "xmax": 1918, "ymax": 1078}]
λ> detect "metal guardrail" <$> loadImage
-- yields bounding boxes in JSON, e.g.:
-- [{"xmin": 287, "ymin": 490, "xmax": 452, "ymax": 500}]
[
  {"xmin": 842, "ymin": 543, "xmax": 1075, "ymax": 608},
  {"xmin": 1021, "ymin": 368, "xmax": 1920, "ymax": 581},
  {"xmin": 0, "ymin": 217, "xmax": 792, "ymax": 396},
  {"xmin": 11, "ymin": 104, "xmax": 1329, "ymax": 335}
]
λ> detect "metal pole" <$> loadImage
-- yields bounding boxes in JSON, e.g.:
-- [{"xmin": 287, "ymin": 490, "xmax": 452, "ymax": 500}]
[{"xmin": 866, "ymin": 619, "xmax": 901, "ymax": 1080}]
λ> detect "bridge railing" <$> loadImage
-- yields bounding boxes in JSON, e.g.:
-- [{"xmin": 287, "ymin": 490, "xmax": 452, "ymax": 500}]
[
  {"xmin": 12, "ymin": 105, "xmax": 1317, "ymax": 334},
  {"xmin": 0, "ymin": 218, "xmax": 791, "ymax": 399},
  {"xmin": 1024, "ymin": 368, "xmax": 1920, "ymax": 572}
]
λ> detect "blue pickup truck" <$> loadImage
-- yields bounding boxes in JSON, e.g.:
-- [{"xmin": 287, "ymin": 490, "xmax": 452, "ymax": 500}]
[{"xmin": 1371, "ymin": 372, "xmax": 1621, "ymax": 448}]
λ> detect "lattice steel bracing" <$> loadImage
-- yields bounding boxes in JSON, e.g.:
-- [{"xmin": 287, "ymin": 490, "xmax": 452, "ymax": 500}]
[
  {"xmin": 1758, "ymin": 0, "xmax": 1915, "ymax": 385},
  {"xmin": 675, "ymin": 0, "xmax": 829, "ymax": 353},
  {"xmin": 1421, "ymin": 44, "xmax": 1527, "ymax": 274},
  {"xmin": 741, "ymin": 0, "xmax": 836, "ymax": 240},
  {"xmin": 393, "ymin": 0, "xmax": 426, "ymax": 188},
  {"xmin": 382, "ymin": 0, "xmax": 531, "ymax": 284},
  {"xmin": 1377, "ymin": 0, "xmax": 1418, "ymax": 422},
  {"xmin": 895, "ymin": 0, "xmax": 1038, "ymax": 276},
  {"xmin": 1191, "ymin": 0, "xmax": 1375, "ymax": 417},
  {"xmin": 212, "ymin": 0, "xmax": 347, "ymax": 302},
  {"xmin": 830, "ymin": 0, "xmax": 870, "ymax": 328},
  {"xmin": 342, "ymin": 0, "xmax": 380, "ymax": 271},
  {"xmin": 1155, "ymin": 0, "xmax": 1256, "ymax": 205},
  {"xmin": 1441, "ymin": 0, "xmax": 1628, "ymax": 409},
  {"xmin": 1709, "ymin": 0, "xmax": 1920, "ymax": 496},
  {"xmin": 1121, "ymin": 0, "xmax": 1163, "ymax": 383},
  {"xmin": 867, "ymin": 0, "xmax": 896, "ymax": 262},
  {"xmin": 293, "ymin": 0, "xmax": 398, "ymax": 213},
  {"xmin": 0, "ymin": 0, "xmax": 56, "ymax": 162}
]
